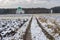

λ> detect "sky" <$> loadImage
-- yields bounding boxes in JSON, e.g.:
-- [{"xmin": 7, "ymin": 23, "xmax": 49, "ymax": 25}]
[{"xmin": 0, "ymin": 0, "xmax": 60, "ymax": 8}]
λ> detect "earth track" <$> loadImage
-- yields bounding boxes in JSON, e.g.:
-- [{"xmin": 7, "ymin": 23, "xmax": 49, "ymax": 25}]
[
  {"xmin": 23, "ymin": 17, "xmax": 32, "ymax": 40},
  {"xmin": 36, "ymin": 18, "xmax": 55, "ymax": 40}
]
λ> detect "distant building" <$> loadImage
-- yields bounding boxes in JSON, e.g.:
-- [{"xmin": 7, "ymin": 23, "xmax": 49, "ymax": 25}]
[
  {"xmin": 16, "ymin": 7, "xmax": 24, "ymax": 14},
  {"xmin": 51, "ymin": 9, "xmax": 53, "ymax": 14}
]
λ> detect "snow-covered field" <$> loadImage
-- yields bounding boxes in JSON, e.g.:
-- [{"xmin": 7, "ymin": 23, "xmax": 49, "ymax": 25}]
[
  {"xmin": 0, "ymin": 14, "xmax": 60, "ymax": 40},
  {"xmin": 0, "ymin": 17, "xmax": 31, "ymax": 40},
  {"xmin": 38, "ymin": 16, "xmax": 60, "ymax": 40}
]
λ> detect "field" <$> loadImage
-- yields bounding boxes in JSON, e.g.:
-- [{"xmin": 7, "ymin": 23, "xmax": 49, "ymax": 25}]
[{"xmin": 0, "ymin": 14, "xmax": 60, "ymax": 40}]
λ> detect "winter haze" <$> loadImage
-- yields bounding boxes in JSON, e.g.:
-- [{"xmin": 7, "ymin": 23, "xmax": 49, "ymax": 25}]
[{"xmin": 0, "ymin": 0, "xmax": 60, "ymax": 8}]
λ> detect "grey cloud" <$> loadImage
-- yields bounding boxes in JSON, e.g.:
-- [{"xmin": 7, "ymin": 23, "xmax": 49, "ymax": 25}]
[{"xmin": 0, "ymin": 0, "xmax": 60, "ymax": 8}]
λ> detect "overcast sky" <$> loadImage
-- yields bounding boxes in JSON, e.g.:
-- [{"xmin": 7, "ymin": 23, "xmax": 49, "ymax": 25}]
[{"xmin": 0, "ymin": 0, "xmax": 60, "ymax": 8}]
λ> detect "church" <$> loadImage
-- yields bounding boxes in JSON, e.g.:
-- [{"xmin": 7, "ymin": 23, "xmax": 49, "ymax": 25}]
[{"xmin": 16, "ymin": 7, "xmax": 25, "ymax": 14}]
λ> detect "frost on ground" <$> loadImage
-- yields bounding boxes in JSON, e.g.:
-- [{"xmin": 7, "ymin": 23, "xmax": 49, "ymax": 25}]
[
  {"xmin": 38, "ymin": 16, "xmax": 60, "ymax": 40},
  {"xmin": 0, "ymin": 17, "xmax": 30, "ymax": 40},
  {"xmin": 30, "ymin": 17, "xmax": 49, "ymax": 40},
  {"xmin": 9, "ymin": 18, "xmax": 31, "ymax": 40}
]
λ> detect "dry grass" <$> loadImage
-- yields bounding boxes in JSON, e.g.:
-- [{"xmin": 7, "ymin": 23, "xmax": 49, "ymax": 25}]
[
  {"xmin": 39, "ymin": 17, "xmax": 60, "ymax": 36},
  {"xmin": 39, "ymin": 17, "xmax": 47, "ymax": 23},
  {"xmin": 47, "ymin": 24, "xmax": 53, "ymax": 28}
]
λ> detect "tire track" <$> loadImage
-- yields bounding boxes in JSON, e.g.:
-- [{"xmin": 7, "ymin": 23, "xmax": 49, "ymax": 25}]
[
  {"xmin": 36, "ymin": 18, "xmax": 55, "ymax": 40},
  {"xmin": 23, "ymin": 17, "xmax": 32, "ymax": 40},
  {"xmin": 30, "ymin": 17, "xmax": 49, "ymax": 40}
]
